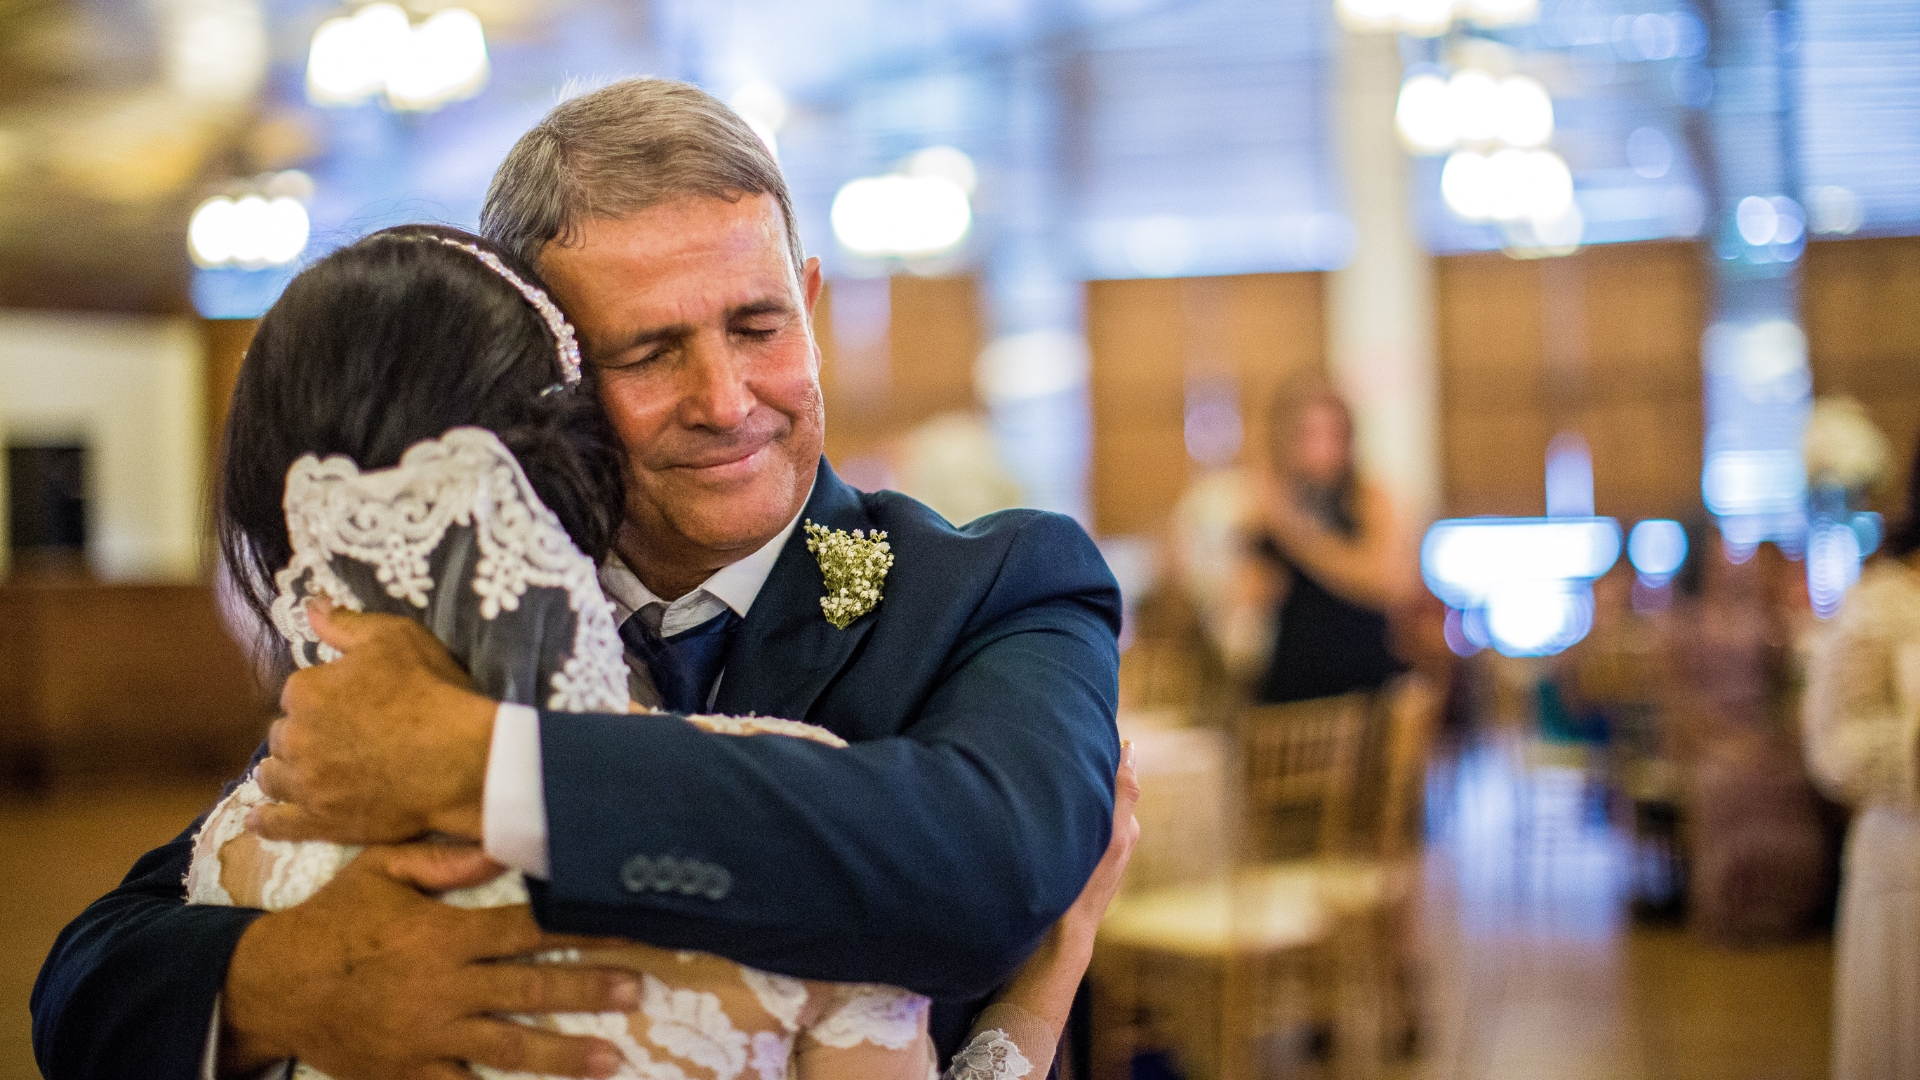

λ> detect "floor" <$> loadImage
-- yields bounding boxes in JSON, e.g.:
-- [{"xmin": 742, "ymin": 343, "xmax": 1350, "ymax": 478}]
[
  {"xmin": 1415, "ymin": 744, "xmax": 1832, "ymax": 1080},
  {"xmin": 0, "ymin": 777, "xmax": 228, "ymax": 1080},
  {"xmin": 0, "ymin": 748, "xmax": 1833, "ymax": 1080}
]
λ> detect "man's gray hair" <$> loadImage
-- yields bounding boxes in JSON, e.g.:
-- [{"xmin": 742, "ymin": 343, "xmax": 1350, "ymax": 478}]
[{"xmin": 481, "ymin": 77, "xmax": 803, "ymax": 274}]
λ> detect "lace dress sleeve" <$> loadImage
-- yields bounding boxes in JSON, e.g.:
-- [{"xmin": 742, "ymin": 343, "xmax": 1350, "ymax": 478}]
[
  {"xmin": 1803, "ymin": 563, "xmax": 1920, "ymax": 809},
  {"xmin": 940, "ymin": 1003, "xmax": 1052, "ymax": 1080}
]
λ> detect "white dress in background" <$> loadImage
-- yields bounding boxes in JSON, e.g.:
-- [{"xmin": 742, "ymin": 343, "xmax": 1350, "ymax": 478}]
[
  {"xmin": 184, "ymin": 428, "xmax": 1037, "ymax": 1080},
  {"xmin": 1802, "ymin": 558, "xmax": 1920, "ymax": 1080}
]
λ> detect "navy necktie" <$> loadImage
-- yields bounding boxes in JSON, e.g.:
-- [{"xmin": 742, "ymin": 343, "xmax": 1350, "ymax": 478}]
[{"xmin": 619, "ymin": 607, "xmax": 741, "ymax": 714}]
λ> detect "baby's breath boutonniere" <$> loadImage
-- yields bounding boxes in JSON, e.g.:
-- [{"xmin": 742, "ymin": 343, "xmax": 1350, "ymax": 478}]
[{"xmin": 804, "ymin": 520, "xmax": 894, "ymax": 629}]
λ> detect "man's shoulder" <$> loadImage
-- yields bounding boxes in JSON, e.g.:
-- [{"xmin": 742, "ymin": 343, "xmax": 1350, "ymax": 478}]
[
  {"xmin": 856, "ymin": 489, "xmax": 1088, "ymax": 562},
  {"xmin": 854, "ymin": 489, "xmax": 1118, "ymax": 623}
]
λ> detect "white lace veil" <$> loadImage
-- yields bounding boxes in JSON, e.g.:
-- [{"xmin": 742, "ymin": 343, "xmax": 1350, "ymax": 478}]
[{"xmin": 267, "ymin": 426, "xmax": 628, "ymax": 713}]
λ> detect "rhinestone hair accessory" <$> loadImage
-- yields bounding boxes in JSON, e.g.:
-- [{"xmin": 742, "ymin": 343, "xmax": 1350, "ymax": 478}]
[{"xmin": 435, "ymin": 237, "xmax": 583, "ymax": 388}]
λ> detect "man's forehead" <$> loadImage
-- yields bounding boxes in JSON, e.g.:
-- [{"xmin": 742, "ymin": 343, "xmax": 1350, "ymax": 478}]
[
  {"xmin": 568, "ymin": 193, "xmax": 786, "ymax": 264},
  {"xmin": 541, "ymin": 195, "xmax": 799, "ymax": 324}
]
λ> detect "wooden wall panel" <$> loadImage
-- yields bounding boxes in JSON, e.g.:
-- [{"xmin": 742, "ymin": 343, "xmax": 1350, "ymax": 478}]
[
  {"xmin": 1088, "ymin": 272, "xmax": 1325, "ymax": 536},
  {"xmin": 1804, "ymin": 236, "xmax": 1920, "ymax": 508},
  {"xmin": 0, "ymin": 582, "xmax": 270, "ymax": 786},
  {"xmin": 1088, "ymin": 278, "xmax": 1187, "ymax": 537},
  {"xmin": 1436, "ymin": 242, "xmax": 1707, "ymax": 521},
  {"xmin": 816, "ymin": 276, "xmax": 983, "ymax": 469}
]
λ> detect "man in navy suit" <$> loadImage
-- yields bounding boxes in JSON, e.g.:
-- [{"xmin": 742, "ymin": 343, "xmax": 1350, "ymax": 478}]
[{"xmin": 33, "ymin": 77, "xmax": 1119, "ymax": 1079}]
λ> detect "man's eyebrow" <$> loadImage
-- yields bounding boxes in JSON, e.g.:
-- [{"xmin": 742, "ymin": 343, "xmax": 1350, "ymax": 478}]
[
  {"xmin": 591, "ymin": 296, "xmax": 797, "ymax": 360},
  {"xmin": 729, "ymin": 297, "xmax": 795, "ymax": 320},
  {"xmin": 595, "ymin": 322, "xmax": 691, "ymax": 361}
]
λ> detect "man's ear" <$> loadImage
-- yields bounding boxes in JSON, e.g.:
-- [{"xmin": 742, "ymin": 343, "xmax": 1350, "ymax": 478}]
[{"xmin": 801, "ymin": 255, "xmax": 824, "ymax": 317}]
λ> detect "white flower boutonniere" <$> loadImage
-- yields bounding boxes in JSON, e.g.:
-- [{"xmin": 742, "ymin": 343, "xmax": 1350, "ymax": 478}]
[{"xmin": 804, "ymin": 520, "xmax": 894, "ymax": 629}]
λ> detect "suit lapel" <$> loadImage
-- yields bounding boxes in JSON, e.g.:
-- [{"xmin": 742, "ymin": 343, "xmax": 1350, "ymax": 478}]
[{"xmin": 713, "ymin": 459, "xmax": 879, "ymax": 725}]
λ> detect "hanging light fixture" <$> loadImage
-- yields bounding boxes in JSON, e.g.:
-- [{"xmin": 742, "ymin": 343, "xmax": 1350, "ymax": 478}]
[
  {"xmin": 189, "ymin": 171, "xmax": 315, "ymax": 270},
  {"xmin": 306, "ymin": 3, "xmax": 489, "ymax": 112}
]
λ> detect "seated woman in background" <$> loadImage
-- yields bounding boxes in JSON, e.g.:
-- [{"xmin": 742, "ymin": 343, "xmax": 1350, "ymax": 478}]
[
  {"xmin": 1221, "ymin": 375, "xmax": 1417, "ymax": 704},
  {"xmin": 190, "ymin": 223, "xmax": 1134, "ymax": 1080},
  {"xmin": 1803, "ymin": 431, "xmax": 1920, "ymax": 1080}
]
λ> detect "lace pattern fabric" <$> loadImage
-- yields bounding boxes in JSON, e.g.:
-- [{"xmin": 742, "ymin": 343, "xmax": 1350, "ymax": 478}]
[
  {"xmin": 945, "ymin": 1030, "xmax": 1034, "ymax": 1080},
  {"xmin": 268, "ymin": 427, "xmax": 627, "ymax": 713}
]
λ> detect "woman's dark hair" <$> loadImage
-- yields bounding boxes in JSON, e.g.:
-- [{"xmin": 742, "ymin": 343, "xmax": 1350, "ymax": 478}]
[
  {"xmin": 216, "ymin": 223, "xmax": 626, "ymax": 661},
  {"xmin": 1885, "ymin": 431, "xmax": 1920, "ymax": 558}
]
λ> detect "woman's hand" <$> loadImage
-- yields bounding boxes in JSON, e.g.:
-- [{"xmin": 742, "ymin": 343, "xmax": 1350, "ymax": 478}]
[{"xmin": 1056, "ymin": 740, "xmax": 1141, "ymax": 951}]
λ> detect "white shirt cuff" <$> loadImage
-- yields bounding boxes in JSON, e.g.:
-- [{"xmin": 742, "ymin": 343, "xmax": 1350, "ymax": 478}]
[{"xmin": 483, "ymin": 702, "xmax": 550, "ymax": 880}]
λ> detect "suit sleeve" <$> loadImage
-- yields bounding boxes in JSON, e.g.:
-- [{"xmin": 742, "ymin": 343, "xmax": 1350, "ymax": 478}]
[
  {"xmin": 31, "ymin": 810, "xmax": 264, "ymax": 1080},
  {"xmin": 532, "ymin": 515, "xmax": 1123, "ymax": 1001}
]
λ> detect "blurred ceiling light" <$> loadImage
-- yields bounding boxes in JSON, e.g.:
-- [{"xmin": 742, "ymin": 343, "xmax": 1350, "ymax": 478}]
[
  {"xmin": 1123, "ymin": 216, "xmax": 1197, "ymax": 277},
  {"xmin": 1396, "ymin": 70, "xmax": 1553, "ymax": 154},
  {"xmin": 1442, "ymin": 147, "xmax": 1574, "ymax": 224},
  {"xmin": 386, "ymin": 9, "xmax": 489, "ymax": 110},
  {"xmin": 1627, "ymin": 519, "xmax": 1688, "ymax": 582},
  {"xmin": 1422, "ymin": 517, "xmax": 1619, "ymax": 656},
  {"xmin": 1448, "ymin": 70, "xmax": 1501, "ymax": 143},
  {"xmin": 308, "ymin": 4, "xmax": 408, "ymax": 103},
  {"xmin": 1733, "ymin": 193, "xmax": 1804, "ymax": 248},
  {"xmin": 307, "ymin": 4, "xmax": 489, "ymax": 111},
  {"xmin": 831, "ymin": 173, "xmax": 972, "ymax": 258},
  {"xmin": 1545, "ymin": 432, "xmax": 1594, "ymax": 517},
  {"xmin": 974, "ymin": 330, "xmax": 1090, "ymax": 406},
  {"xmin": 1808, "ymin": 185, "xmax": 1863, "ymax": 235},
  {"xmin": 1462, "ymin": 0, "xmax": 1540, "ymax": 27},
  {"xmin": 1395, "ymin": 74, "xmax": 1454, "ymax": 153},
  {"xmin": 1808, "ymin": 520, "xmax": 1862, "ymax": 618},
  {"xmin": 1626, "ymin": 126, "xmax": 1672, "ymax": 178},
  {"xmin": 1338, "ymin": 0, "xmax": 1537, "ymax": 35},
  {"xmin": 164, "ymin": 0, "xmax": 269, "ymax": 104},
  {"xmin": 903, "ymin": 146, "xmax": 979, "ymax": 196},
  {"xmin": 1492, "ymin": 75, "xmax": 1554, "ymax": 147},
  {"xmin": 189, "ymin": 172, "xmax": 313, "ymax": 269},
  {"xmin": 729, "ymin": 81, "xmax": 787, "ymax": 155},
  {"xmin": 1734, "ymin": 194, "xmax": 1777, "ymax": 245},
  {"xmin": 1702, "ymin": 448, "xmax": 1805, "ymax": 517}
]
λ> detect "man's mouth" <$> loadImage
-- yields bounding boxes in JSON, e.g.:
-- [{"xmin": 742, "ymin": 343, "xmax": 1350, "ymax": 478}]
[{"xmin": 673, "ymin": 439, "xmax": 773, "ymax": 479}]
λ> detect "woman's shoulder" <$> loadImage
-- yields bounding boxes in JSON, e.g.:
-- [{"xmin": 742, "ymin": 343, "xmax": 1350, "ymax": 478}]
[{"xmin": 1836, "ymin": 557, "xmax": 1920, "ymax": 637}]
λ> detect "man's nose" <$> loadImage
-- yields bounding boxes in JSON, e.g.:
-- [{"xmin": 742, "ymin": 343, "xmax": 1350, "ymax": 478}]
[{"xmin": 677, "ymin": 333, "xmax": 757, "ymax": 430}]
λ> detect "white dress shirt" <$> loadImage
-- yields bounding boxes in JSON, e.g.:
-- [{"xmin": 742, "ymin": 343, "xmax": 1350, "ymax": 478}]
[{"xmin": 482, "ymin": 502, "xmax": 805, "ymax": 880}]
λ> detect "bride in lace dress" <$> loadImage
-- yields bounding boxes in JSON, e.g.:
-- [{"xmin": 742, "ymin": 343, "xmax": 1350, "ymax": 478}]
[{"xmin": 192, "ymin": 225, "xmax": 1133, "ymax": 1080}]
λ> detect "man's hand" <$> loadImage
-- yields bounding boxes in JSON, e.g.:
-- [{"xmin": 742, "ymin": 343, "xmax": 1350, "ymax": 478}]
[
  {"xmin": 220, "ymin": 844, "xmax": 639, "ymax": 1080},
  {"xmin": 255, "ymin": 599, "xmax": 496, "ymax": 844}
]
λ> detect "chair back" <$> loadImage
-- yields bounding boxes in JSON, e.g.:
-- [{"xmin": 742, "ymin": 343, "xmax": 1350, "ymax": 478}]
[
  {"xmin": 1116, "ymin": 718, "xmax": 1232, "ymax": 895},
  {"xmin": 1239, "ymin": 692, "xmax": 1368, "ymax": 861}
]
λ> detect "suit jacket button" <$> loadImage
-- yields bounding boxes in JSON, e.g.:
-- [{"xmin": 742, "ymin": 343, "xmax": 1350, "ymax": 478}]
[{"xmin": 619, "ymin": 855, "xmax": 654, "ymax": 894}]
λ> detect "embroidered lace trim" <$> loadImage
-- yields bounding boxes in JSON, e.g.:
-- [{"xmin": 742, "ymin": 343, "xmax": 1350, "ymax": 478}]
[
  {"xmin": 641, "ymin": 974, "xmax": 751, "ymax": 1079},
  {"xmin": 184, "ymin": 778, "xmax": 266, "ymax": 905},
  {"xmin": 684, "ymin": 713, "xmax": 850, "ymax": 748},
  {"xmin": 810, "ymin": 984, "xmax": 930, "ymax": 1050},
  {"xmin": 268, "ymin": 427, "xmax": 627, "ymax": 713},
  {"xmin": 740, "ymin": 967, "xmax": 809, "ymax": 1031},
  {"xmin": 946, "ymin": 1029, "xmax": 1034, "ymax": 1080}
]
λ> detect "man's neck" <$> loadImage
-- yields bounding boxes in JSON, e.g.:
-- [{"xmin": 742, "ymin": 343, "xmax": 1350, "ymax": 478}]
[
  {"xmin": 614, "ymin": 523, "xmax": 776, "ymax": 603},
  {"xmin": 615, "ymin": 545, "xmax": 734, "ymax": 603}
]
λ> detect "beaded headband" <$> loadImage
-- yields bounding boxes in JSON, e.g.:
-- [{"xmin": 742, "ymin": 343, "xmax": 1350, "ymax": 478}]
[{"xmin": 435, "ymin": 237, "xmax": 583, "ymax": 389}]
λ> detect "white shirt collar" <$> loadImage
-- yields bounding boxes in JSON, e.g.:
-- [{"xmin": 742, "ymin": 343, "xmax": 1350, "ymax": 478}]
[{"xmin": 598, "ymin": 485, "xmax": 812, "ymax": 630}]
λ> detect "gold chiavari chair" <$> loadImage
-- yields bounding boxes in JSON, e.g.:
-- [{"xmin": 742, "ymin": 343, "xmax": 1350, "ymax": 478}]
[{"xmin": 1092, "ymin": 680, "xmax": 1440, "ymax": 1080}]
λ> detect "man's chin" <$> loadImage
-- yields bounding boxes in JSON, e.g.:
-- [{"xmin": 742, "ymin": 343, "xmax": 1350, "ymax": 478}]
[{"xmin": 644, "ymin": 459, "xmax": 811, "ymax": 553}]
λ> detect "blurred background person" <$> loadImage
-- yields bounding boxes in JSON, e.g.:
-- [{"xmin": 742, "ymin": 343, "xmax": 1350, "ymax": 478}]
[
  {"xmin": 1803, "ymin": 430, "xmax": 1920, "ymax": 1080},
  {"xmin": 1225, "ymin": 375, "xmax": 1418, "ymax": 704}
]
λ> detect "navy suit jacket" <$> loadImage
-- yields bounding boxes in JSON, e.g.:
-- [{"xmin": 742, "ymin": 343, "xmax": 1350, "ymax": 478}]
[{"xmin": 32, "ymin": 459, "xmax": 1122, "ymax": 1077}]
